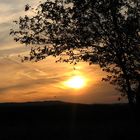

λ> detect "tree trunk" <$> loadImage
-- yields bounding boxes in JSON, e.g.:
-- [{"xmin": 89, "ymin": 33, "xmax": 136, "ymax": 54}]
[
  {"xmin": 135, "ymin": 83, "xmax": 140, "ymax": 122},
  {"xmin": 110, "ymin": 0, "xmax": 136, "ymax": 106},
  {"xmin": 126, "ymin": 79, "xmax": 134, "ymax": 106},
  {"xmin": 136, "ymin": 93, "xmax": 140, "ymax": 106},
  {"xmin": 136, "ymin": 82, "xmax": 140, "ymax": 107}
]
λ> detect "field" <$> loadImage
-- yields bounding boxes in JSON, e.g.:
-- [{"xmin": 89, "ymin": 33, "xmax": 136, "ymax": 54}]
[{"xmin": 0, "ymin": 101, "xmax": 139, "ymax": 140}]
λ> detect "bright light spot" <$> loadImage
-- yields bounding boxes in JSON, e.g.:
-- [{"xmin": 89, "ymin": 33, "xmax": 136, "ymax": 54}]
[{"xmin": 64, "ymin": 76, "xmax": 85, "ymax": 89}]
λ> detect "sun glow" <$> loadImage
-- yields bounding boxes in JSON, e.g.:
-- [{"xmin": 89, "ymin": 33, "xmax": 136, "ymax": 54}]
[{"xmin": 64, "ymin": 76, "xmax": 86, "ymax": 89}]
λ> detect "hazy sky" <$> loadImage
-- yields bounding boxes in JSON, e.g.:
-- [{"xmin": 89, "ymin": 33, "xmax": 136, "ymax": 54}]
[{"xmin": 0, "ymin": 0, "xmax": 126, "ymax": 104}]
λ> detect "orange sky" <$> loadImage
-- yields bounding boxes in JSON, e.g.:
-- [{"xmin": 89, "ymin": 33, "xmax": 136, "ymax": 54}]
[{"xmin": 0, "ymin": 0, "xmax": 127, "ymax": 104}]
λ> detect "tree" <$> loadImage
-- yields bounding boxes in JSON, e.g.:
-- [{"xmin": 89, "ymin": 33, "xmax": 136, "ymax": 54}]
[{"xmin": 10, "ymin": 0, "xmax": 140, "ymax": 106}]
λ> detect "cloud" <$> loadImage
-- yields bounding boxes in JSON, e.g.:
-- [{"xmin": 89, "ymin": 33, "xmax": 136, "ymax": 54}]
[
  {"xmin": 0, "ymin": 76, "xmax": 63, "ymax": 94},
  {"xmin": 0, "ymin": 57, "xmax": 69, "ymax": 94},
  {"xmin": 0, "ymin": 0, "xmax": 46, "ymax": 57}
]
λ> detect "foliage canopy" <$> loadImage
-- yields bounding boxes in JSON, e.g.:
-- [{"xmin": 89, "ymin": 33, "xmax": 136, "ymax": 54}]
[{"xmin": 10, "ymin": 0, "xmax": 140, "ymax": 105}]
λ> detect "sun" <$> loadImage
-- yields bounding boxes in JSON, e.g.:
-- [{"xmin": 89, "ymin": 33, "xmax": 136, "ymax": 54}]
[{"xmin": 64, "ymin": 76, "xmax": 85, "ymax": 89}]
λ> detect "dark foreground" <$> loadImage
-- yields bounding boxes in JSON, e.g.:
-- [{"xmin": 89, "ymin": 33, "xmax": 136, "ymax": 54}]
[{"xmin": 0, "ymin": 101, "xmax": 139, "ymax": 140}]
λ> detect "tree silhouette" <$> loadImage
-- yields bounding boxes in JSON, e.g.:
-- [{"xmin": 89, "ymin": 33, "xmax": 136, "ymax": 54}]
[{"xmin": 10, "ymin": 0, "xmax": 140, "ymax": 106}]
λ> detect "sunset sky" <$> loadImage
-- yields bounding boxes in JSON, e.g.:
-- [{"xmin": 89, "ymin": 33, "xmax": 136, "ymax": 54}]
[{"xmin": 0, "ymin": 0, "xmax": 126, "ymax": 104}]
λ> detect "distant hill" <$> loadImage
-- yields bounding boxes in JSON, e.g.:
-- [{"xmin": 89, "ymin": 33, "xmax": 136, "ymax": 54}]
[{"xmin": 0, "ymin": 101, "xmax": 139, "ymax": 140}]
